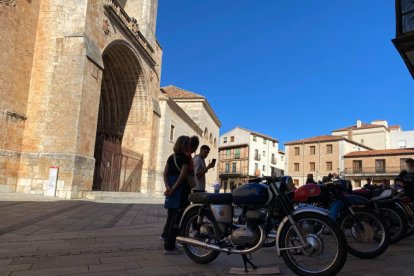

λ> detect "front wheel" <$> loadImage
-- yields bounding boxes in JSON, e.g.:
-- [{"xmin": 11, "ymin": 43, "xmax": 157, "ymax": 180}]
[
  {"xmin": 338, "ymin": 208, "xmax": 389, "ymax": 259},
  {"xmin": 278, "ymin": 212, "xmax": 347, "ymax": 276},
  {"xmin": 378, "ymin": 206, "xmax": 407, "ymax": 243},
  {"xmin": 180, "ymin": 208, "xmax": 220, "ymax": 264}
]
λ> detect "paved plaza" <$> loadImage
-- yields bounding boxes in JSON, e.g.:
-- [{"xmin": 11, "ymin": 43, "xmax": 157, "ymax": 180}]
[{"xmin": 0, "ymin": 193, "xmax": 414, "ymax": 276}]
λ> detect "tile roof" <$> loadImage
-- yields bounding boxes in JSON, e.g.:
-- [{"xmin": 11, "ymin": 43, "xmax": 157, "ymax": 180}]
[
  {"xmin": 236, "ymin": 127, "xmax": 279, "ymax": 142},
  {"xmin": 344, "ymin": 148, "xmax": 414, "ymax": 158},
  {"xmin": 284, "ymin": 135, "xmax": 372, "ymax": 149},
  {"xmin": 332, "ymin": 123, "xmax": 386, "ymax": 132},
  {"xmin": 389, "ymin": 125, "xmax": 401, "ymax": 130},
  {"xmin": 161, "ymin": 85, "xmax": 205, "ymax": 99}
]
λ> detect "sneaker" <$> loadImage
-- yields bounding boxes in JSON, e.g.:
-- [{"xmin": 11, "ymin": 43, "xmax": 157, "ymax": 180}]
[
  {"xmin": 163, "ymin": 248, "xmax": 183, "ymax": 254},
  {"xmin": 159, "ymin": 236, "xmax": 165, "ymax": 241},
  {"xmin": 176, "ymin": 242, "xmax": 183, "ymax": 248}
]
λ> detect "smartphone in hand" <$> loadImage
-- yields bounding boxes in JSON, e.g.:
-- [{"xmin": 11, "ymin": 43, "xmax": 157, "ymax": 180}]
[{"xmin": 211, "ymin": 159, "xmax": 216, "ymax": 167}]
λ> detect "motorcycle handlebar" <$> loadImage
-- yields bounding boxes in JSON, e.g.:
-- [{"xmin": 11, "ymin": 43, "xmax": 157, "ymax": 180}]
[{"xmin": 248, "ymin": 176, "xmax": 281, "ymax": 183}]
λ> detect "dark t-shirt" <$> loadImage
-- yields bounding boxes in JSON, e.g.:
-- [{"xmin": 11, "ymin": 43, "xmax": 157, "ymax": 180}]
[
  {"xmin": 167, "ymin": 153, "xmax": 189, "ymax": 177},
  {"xmin": 399, "ymin": 170, "xmax": 414, "ymax": 200}
]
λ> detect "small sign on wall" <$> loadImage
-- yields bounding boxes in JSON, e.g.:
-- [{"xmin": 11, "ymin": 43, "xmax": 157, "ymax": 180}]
[{"xmin": 45, "ymin": 166, "xmax": 59, "ymax": 197}]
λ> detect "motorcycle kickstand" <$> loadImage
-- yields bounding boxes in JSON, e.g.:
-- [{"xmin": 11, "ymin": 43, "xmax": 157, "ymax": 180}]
[{"xmin": 241, "ymin": 254, "xmax": 257, "ymax": 272}]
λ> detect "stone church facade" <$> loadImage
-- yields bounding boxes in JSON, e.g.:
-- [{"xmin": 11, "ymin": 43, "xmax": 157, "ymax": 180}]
[{"xmin": 0, "ymin": 0, "xmax": 163, "ymax": 198}]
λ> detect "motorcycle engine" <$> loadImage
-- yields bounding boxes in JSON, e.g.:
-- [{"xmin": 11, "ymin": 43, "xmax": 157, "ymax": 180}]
[{"xmin": 230, "ymin": 226, "xmax": 261, "ymax": 248}]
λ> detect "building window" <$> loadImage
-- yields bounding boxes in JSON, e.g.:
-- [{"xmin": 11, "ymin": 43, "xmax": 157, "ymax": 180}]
[
  {"xmin": 225, "ymin": 163, "xmax": 230, "ymax": 173},
  {"xmin": 271, "ymin": 153, "xmax": 275, "ymax": 164},
  {"xmin": 281, "ymin": 155, "xmax": 284, "ymax": 161},
  {"xmin": 294, "ymin": 163, "xmax": 300, "ymax": 172},
  {"xmin": 294, "ymin": 147, "xmax": 300, "ymax": 156},
  {"xmin": 309, "ymin": 162, "xmax": 316, "ymax": 172},
  {"xmin": 293, "ymin": 179, "xmax": 299, "ymax": 186},
  {"xmin": 353, "ymin": 160, "xmax": 362, "ymax": 173},
  {"xmin": 326, "ymin": 162, "xmax": 333, "ymax": 171},
  {"xmin": 209, "ymin": 133, "xmax": 213, "ymax": 143},
  {"xmin": 235, "ymin": 148, "xmax": 240, "ymax": 159},
  {"xmin": 232, "ymin": 162, "xmax": 237, "ymax": 173},
  {"xmin": 204, "ymin": 127, "xmax": 208, "ymax": 139},
  {"xmin": 273, "ymin": 141, "xmax": 276, "ymax": 147},
  {"xmin": 254, "ymin": 149, "xmax": 260, "ymax": 160},
  {"xmin": 253, "ymin": 135, "xmax": 257, "ymax": 141},
  {"xmin": 310, "ymin": 146, "xmax": 316, "ymax": 155},
  {"xmin": 263, "ymin": 165, "xmax": 266, "ymax": 172},
  {"xmin": 263, "ymin": 139, "xmax": 267, "ymax": 144},
  {"xmin": 375, "ymin": 159, "xmax": 386, "ymax": 173},
  {"xmin": 262, "ymin": 151, "xmax": 266, "ymax": 157},
  {"xmin": 226, "ymin": 149, "xmax": 231, "ymax": 157},
  {"xmin": 255, "ymin": 163, "xmax": 259, "ymax": 170},
  {"xmin": 399, "ymin": 140, "xmax": 407, "ymax": 148},
  {"xmin": 223, "ymin": 137, "xmax": 227, "ymax": 143},
  {"xmin": 326, "ymin": 144, "xmax": 333, "ymax": 154},
  {"xmin": 230, "ymin": 136, "xmax": 235, "ymax": 142},
  {"xmin": 214, "ymin": 138, "xmax": 217, "ymax": 147},
  {"xmin": 361, "ymin": 139, "xmax": 365, "ymax": 144},
  {"xmin": 169, "ymin": 124, "xmax": 175, "ymax": 141}
]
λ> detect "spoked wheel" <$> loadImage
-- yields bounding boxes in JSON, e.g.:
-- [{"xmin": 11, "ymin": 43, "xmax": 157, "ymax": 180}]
[
  {"xmin": 278, "ymin": 212, "xmax": 347, "ymax": 276},
  {"xmin": 378, "ymin": 206, "xmax": 408, "ymax": 244},
  {"xmin": 180, "ymin": 208, "xmax": 220, "ymax": 264},
  {"xmin": 339, "ymin": 208, "xmax": 389, "ymax": 259},
  {"xmin": 402, "ymin": 203, "xmax": 414, "ymax": 237}
]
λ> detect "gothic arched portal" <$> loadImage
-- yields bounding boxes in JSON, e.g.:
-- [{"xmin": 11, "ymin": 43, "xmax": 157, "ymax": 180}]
[{"xmin": 93, "ymin": 41, "xmax": 148, "ymax": 192}]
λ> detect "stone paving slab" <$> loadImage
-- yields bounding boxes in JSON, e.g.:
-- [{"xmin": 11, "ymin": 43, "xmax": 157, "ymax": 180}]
[{"xmin": 1, "ymin": 192, "xmax": 414, "ymax": 275}]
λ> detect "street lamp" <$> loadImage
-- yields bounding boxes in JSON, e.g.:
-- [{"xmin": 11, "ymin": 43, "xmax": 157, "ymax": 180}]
[{"xmin": 393, "ymin": 0, "xmax": 414, "ymax": 78}]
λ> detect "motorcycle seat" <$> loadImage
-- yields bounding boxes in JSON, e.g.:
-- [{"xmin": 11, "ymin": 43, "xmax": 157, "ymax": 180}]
[
  {"xmin": 189, "ymin": 192, "xmax": 233, "ymax": 204},
  {"xmin": 371, "ymin": 189, "xmax": 393, "ymax": 201}
]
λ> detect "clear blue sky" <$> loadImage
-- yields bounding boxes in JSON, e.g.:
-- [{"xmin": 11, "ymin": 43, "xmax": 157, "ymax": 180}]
[{"xmin": 157, "ymin": 0, "xmax": 414, "ymax": 148}]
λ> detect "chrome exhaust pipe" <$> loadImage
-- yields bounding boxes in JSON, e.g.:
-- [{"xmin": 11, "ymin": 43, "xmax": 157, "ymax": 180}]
[{"xmin": 176, "ymin": 226, "xmax": 265, "ymax": 255}]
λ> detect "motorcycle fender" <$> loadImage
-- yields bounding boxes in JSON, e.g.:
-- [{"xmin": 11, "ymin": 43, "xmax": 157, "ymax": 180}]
[
  {"xmin": 275, "ymin": 206, "xmax": 329, "ymax": 256},
  {"xmin": 178, "ymin": 204, "xmax": 203, "ymax": 228}
]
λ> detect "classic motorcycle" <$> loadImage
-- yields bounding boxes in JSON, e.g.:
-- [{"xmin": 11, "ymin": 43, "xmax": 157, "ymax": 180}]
[
  {"xmin": 294, "ymin": 181, "xmax": 389, "ymax": 259},
  {"xmin": 176, "ymin": 176, "xmax": 347, "ymax": 276},
  {"xmin": 353, "ymin": 187, "xmax": 413, "ymax": 243}
]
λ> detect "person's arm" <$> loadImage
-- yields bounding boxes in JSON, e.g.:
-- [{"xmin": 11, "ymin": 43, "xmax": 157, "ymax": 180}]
[
  {"xmin": 169, "ymin": 164, "xmax": 189, "ymax": 194},
  {"xmin": 195, "ymin": 159, "xmax": 213, "ymax": 178},
  {"xmin": 163, "ymin": 162, "xmax": 171, "ymax": 194}
]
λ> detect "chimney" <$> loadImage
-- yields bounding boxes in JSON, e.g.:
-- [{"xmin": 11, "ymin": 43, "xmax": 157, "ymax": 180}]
[{"xmin": 356, "ymin": 120, "xmax": 362, "ymax": 128}]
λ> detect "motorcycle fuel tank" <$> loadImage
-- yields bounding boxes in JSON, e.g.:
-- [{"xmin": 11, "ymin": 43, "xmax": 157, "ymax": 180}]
[
  {"xmin": 232, "ymin": 183, "xmax": 271, "ymax": 207},
  {"xmin": 294, "ymin": 184, "xmax": 322, "ymax": 202}
]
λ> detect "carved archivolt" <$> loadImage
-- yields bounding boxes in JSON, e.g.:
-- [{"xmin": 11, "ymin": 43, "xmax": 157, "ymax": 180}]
[{"xmin": 0, "ymin": 0, "xmax": 16, "ymax": 6}]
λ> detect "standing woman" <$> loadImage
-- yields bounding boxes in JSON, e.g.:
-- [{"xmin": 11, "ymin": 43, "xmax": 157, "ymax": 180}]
[{"xmin": 163, "ymin": 136, "xmax": 191, "ymax": 253}]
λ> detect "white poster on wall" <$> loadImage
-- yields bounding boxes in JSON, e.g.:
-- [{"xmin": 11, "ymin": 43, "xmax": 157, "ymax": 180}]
[{"xmin": 45, "ymin": 166, "xmax": 59, "ymax": 197}]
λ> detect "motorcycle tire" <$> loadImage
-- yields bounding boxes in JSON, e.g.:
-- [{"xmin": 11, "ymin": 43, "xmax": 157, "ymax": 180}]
[
  {"xmin": 378, "ymin": 205, "xmax": 408, "ymax": 244},
  {"xmin": 278, "ymin": 212, "xmax": 347, "ymax": 276},
  {"xmin": 405, "ymin": 204, "xmax": 414, "ymax": 237},
  {"xmin": 179, "ymin": 208, "xmax": 220, "ymax": 264},
  {"xmin": 338, "ymin": 208, "xmax": 390, "ymax": 259}
]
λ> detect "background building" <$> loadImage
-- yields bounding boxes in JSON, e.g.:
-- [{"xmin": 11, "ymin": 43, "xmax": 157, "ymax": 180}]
[
  {"xmin": 155, "ymin": 86, "xmax": 221, "ymax": 193},
  {"xmin": 218, "ymin": 127, "xmax": 284, "ymax": 191},
  {"xmin": 285, "ymin": 135, "xmax": 371, "ymax": 186},
  {"xmin": 343, "ymin": 148, "xmax": 414, "ymax": 187}
]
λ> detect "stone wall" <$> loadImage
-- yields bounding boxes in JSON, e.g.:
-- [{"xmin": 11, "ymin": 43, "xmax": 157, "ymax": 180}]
[{"xmin": 0, "ymin": 0, "xmax": 41, "ymax": 192}]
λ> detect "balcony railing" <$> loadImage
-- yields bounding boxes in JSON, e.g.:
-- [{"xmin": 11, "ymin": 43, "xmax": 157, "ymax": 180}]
[
  {"xmin": 344, "ymin": 167, "xmax": 402, "ymax": 175},
  {"xmin": 271, "ymin": 158, "xmax": 277, "ymax": 165},
  {"xmin": 220, "ymin": 170, "xmax": 245, "ymax": 175},
  {"xmin": 254, "ymin": 154, "xmax": 261, "ymax": 161}
]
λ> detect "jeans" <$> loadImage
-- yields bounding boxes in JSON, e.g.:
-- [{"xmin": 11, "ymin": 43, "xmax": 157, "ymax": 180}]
[{"xmin": 164, "ymin": 208, "xmax": 184, "ymax": 250}]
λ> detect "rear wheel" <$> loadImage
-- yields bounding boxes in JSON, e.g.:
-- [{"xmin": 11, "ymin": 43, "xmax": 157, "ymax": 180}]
[
  {"xmin": 180, "ymin": 208, "xmax": 220, "ymax": 264},
  {"xmin": 339, "ymin": 208, "xmax": 389, "ymax": 259},
  {"xmin": 378, "ymin": 206, "xmax": 407, "ymax": 244},
  {"xmin": 278, "ymin": 212, "xmax": 347, "ymax": 276}
]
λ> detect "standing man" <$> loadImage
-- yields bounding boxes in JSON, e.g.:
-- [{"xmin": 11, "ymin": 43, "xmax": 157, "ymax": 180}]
[
  {"xmin": 193, "ymin": 145, "xmax": 215, "ymax": 191},
  {"xmin": 398, "ymin": 158, "xmax": 414, "ymax": 201},
  {"xmin": 305, "ymin": 173, "xmax": 317, "ymax": 184}
]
